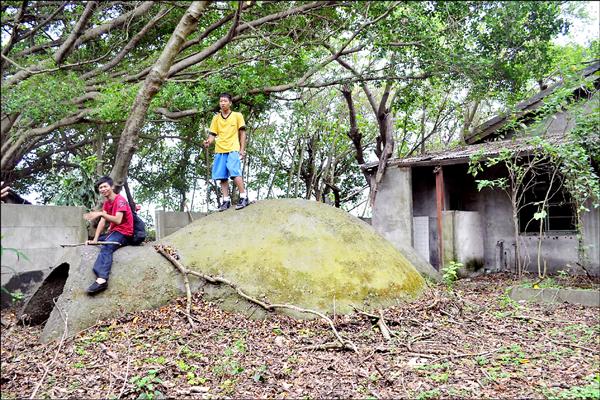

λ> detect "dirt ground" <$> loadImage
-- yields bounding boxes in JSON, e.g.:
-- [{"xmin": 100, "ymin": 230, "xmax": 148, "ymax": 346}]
[{"xmin": 1, "ymin": 274, "xmax": 599, "ymax": 399}]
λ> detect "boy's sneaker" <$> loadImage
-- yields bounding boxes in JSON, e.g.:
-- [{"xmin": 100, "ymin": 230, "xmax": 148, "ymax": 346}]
[
  {"xmin": 235, "ymin": 197, "xmax": 249, "ymax": 210},
  {"xmin": 86, "ymin": 281, "xmax": 108, "ymax": 295},
  {"xmin": 218, "ymin": 200, "xmax": 231, "ymax": 212}
]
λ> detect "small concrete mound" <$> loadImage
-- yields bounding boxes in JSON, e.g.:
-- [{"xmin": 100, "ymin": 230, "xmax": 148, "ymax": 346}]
[
  {"xmin": 167, "ymin": 198, "xmax": 426, "ymax": 311},
  {"xmin": 42, "ymin": 199, "xmax": 430, "ymax": 342}
]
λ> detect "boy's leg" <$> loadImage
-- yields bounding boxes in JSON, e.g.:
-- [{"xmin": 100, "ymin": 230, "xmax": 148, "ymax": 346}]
[
  {"xmin": 92, "ymin": 242, "xmax": 120, "ymax": 280},
  {"xmin": 225, "ymin": 151, "xmax": 248, "ymax": 209},
  {"xmin": 213, "ymin": 153, "xmax": 232, "ymax": 211},
  {"xmin": 233, "ymin": 176, "xmax": 249, "ymax": 210},
  {"xmin": 88, "ymin": 232, "xmax": 128, "ymax": 294},
  {"xmin": 218, "ymin": 179, "xmax": 231, "ymax": 211},
  {"xmin": 220, "ymin": 179, "xmax": 230, "ymax": 198},
  {"xmin": 232, "ymin": 176, "xmax": 245, "ymax": 194}
]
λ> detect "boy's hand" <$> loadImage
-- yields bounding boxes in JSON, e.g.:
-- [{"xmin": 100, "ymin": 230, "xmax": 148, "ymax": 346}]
[
  {"xmin": 84, "ymin": 211, "xmax": 103, "ymax": 221},
  {"xmin": 86, "ymin": 239, "xmax": 98, "ymax": 245}
]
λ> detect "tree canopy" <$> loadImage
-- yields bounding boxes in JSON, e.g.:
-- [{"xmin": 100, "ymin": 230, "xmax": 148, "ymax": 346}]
[{"xmin": 1, "ymin": 0, "xmax": 594, "ymax": 213}]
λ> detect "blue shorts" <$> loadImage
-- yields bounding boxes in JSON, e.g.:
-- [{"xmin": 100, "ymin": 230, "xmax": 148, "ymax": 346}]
[{"xmin": 212, "ymin": 152, "xmax": 242, "ymax": 181}]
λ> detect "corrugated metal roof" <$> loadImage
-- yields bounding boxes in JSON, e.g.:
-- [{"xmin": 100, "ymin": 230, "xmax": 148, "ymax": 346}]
[
  {"xmin": 465, "ymin": 61, "xmax": 600, "ymax": 144},
  {"xmin": 362, "ymin": 134, "xmax": 567, "ymax": 171}
]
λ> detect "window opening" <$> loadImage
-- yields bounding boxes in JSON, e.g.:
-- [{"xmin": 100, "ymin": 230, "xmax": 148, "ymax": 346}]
[{"xmin": 519, "ymin": 171, "xmax": 576, "ymax": 233}]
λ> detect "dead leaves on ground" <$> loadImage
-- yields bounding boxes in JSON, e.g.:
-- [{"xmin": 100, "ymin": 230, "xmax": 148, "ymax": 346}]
[{"xmin": 1, "ymin": 274, "xmax": 599, "ymax": 399}]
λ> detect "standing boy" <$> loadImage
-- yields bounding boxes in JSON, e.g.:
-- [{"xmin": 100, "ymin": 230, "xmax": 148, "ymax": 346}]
[
  {"xmin": 83, "ymin": 176, "xmax": 133, "ymax": 294},
  {"xmin": 203, "ymin": 93, "xmax": 249, "ymax": 211}
]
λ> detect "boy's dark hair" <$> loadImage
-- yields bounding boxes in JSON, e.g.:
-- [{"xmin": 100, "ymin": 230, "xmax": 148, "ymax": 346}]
[
  {"xmin": 219, "ymin": 93, "xmax": 232, "ymax": 101},
  {"xmin": 94, "ymin": 176, "xmax": 113, "ymax": 194}
]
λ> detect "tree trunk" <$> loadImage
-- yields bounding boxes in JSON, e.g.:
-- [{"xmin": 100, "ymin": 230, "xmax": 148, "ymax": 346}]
[
  {"xmin": 420, "ymin": 102, "xmax": 426, "ymax": 154},
  {"xmin": 461, "ymin": 100, "xmax": 480, "ymax": 143},
  {"xmin": 511, "ymin": 189, "xmax": 522, "ymax": 277},
  {"xmin": 110, "ymin": 1, "xmax": 211, "ymax": 191},
  {"xmin": 370, "ymin": 112, "xmax": 394, "ymax": 205},
  {"xmin": 340, "ymin": 85, "xmax": 370, "ymax": 187},
  {"xmin": 94, "ymin": 133, "xmax": 104, "ymax": 175}
]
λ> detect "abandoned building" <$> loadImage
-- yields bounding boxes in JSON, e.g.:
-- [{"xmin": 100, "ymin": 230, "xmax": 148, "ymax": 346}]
[{"xmin": 365, "ymin": 62, "xmax": 600, "ymax": 276}]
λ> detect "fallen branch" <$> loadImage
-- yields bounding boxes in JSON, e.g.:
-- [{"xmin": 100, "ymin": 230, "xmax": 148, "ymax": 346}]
[
  {"xmin": 352, "ymin": 306, "xmax": 393, "ymax": 341},
  {"xmin": 60, "ymin": 241, "xmax": 122, "ymax": 247},
  {"xmin": 155, "ymin": 246, "xmax": 194, "ymax": 327},
  {"xmin": 154, "ymin": 243, "xmax": 357, "ymax": 352}
]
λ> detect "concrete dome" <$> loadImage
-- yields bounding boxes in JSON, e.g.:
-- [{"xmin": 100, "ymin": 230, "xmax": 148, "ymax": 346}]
[{"xmin": 167, "ymin": 198, "xmax": 425, "ymax": 312}]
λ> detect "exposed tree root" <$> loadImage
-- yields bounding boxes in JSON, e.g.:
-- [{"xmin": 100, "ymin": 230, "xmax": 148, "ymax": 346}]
[{"xmin": 154, "ymin": 244, "xmax": 357, "ymax": 352}]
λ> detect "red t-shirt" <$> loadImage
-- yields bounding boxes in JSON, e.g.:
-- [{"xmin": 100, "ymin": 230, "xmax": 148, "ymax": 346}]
[{"xmin": 102, "ymin": 194, "xmax": 134, "ymax": 237}]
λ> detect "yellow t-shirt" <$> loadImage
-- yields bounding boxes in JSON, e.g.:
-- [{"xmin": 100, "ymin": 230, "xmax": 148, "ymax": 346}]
[{"xmin": 209, "ymin": 111, "xmax": 246, "ymax": 153}]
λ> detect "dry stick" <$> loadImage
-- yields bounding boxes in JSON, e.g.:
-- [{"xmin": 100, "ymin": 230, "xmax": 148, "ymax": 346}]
[
  {"xmin": 433, "ymin": 347, "xmax": 501, "ymax": 364},
  {"xmin": 60, "ymin": 241, "xmax": 122, "ymax": 247},
  {"xmin": 352, "ymin": 306, "xmax": 393, "ymax": 341},
  {"xmin": 155, "ymin": 244, "xmax": 356, "ymax": 352},
  {"xmin": 30, "ymin": 300, "xmax": 68, "ymax": 399},
  {"xmin": 377, "ymin": 309, "xmax": 392, "ymax": 341},
  {"xmin": 154, "ymin": 247, "xmax": 194, "ymax": 327},
  {"xmin": 542, "ymin": 334, "xmax": 599, "ymax": 354},
  {"xmin": 373, "ymin": 362, "xmax": 392, "ymax": 385}
]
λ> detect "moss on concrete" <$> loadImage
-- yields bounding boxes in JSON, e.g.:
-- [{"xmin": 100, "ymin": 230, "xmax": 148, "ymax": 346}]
[{"xmin": 166, "ymin": 199, "xmax": 425, "ymax": 314}]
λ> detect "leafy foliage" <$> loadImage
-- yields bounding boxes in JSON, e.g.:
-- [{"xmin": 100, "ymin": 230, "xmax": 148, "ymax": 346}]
[
  {"xmin": 0, "ymin": 1, "xmax": 591, "ymax": 214},
  {"xmin": 130, "ymin": 370, "xmax": 163, "ymax": 400},
  {"xmin": 442, "ymin": 261, "xmax": 463, "ymax": 287},
  {"xmin": 46, "ymin": 155, "xmax": 100, "ymax": 209}
]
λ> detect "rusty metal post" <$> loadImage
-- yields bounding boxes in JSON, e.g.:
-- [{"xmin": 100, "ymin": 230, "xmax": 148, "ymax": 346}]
[{"xmin": 434, "ymin": 166, "xmax": 445, "ymax": 270}]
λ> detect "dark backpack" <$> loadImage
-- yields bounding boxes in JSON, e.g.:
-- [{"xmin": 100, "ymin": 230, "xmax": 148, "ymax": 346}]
[{"xmin": 123, "ymin": 182, "xmax": 147, "ymax": 245}]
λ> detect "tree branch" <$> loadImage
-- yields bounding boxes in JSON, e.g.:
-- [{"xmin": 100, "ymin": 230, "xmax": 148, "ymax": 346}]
[
  {"xmin": 82, "ymin": 5, "xmax": 173, "ymax": 80},
  {"xmin": 54, "ymin": 1, "xmax": 98, "ymax": 65}
]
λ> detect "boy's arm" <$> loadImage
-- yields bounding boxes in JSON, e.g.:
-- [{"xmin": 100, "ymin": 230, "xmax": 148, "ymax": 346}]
[
  {"xmin": 88, "ymin": 218, "xmax": 106, "ymax": 244},
  {"xmin": 203, "ymin": 133, "xmax": 216, "ymax": 148},
  {"xmin": 85, "ymin": 210, "xmax": 122, "ymax": 225},
  {"xmin": 204, "ymin": 116, "xmax": 218, "ymax": 148},
  {"xmin": 238, "ymin": 128, "xmax": 246, "ymax": 158},
  {"xmin": 237, "ymin": 112, "xmax": 246, "ymax": 157}
]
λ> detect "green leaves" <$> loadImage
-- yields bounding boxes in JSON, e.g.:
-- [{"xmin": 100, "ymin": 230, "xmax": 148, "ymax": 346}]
[
  {"xmin": 94, "ymin": 82, "xmax": 140, "ymax": 122},
  {"xmin": 1, "ymin": 70, "xmax": 85, "ymax": 124},
  {"xmin": 48, "ymin": 155, "xmax": 99, "ymax": 209}
]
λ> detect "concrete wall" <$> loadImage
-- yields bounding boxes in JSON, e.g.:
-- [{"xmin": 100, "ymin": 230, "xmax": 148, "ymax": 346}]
[
  {"xmin": 155, "ymin": 210, "xmax": 207, "ymax": 239},
  {"xmin": 441, "ymin": 211, "xmax": 485, "ymax": 268},
  {"xmin": 581, "ymin": 201, "xmax": 600, "ymax": 272},
  {"xmin": 473, "ymin": 178, "xmax": 594, "ymax": 275},
  {"xmin": 372, "ymin": 166, "xmax": 413, "ymax": 248},
  {"xmin": 518, "ymin": 234, "xmax": 579, "ymax": 273},
  {"xmin": 478, "ymin": 186, "xmax": 515, "ymax": 271},
  {"xmin": 1, "ymin": 204, "xmax": 87, "ymax": 306}
]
